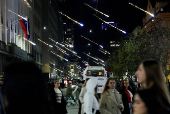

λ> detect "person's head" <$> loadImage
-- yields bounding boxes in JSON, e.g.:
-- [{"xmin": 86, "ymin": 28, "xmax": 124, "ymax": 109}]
[
  {"xmin": 103, "ymin": 77, "xmax": 116, "ymax": 93},
  {"xmin": 2, "ymin": 61, "xmax": 50, "ymax": 114},
  {"xmin": 120, "ymin": 78, "xmax": 132, "ymax": 89},
  {"xmin": 82, "ymin": 78, "xmax": 90, "ymax": 88},
  {"xmin": 132, "ymin": 89, "xmax": 170, "ymax": 114},
  {"xmin": 54, "ymin": 80, "xmax": 60, "ymax": 88},
  {"xmin": 76, "ymin": 80, "xmax": 81, "ymax": 84},
  {"xmin": 135, "ymin": 60, "xmax": 170, "ymax": 102}
]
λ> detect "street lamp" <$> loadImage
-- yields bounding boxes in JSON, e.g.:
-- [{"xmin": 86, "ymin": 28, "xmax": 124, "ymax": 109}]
[
  {"xmin": 90, "ymin": 29, "xmax": 92, "ymax": 33},
  {"xmin": 88, "ymin": 43, "xmax": 90, "ymax": 46}
]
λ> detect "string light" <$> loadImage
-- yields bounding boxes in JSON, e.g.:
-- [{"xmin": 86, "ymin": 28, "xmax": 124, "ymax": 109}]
[
  {"xmin": 49, "ymin": 38, "xmax": 65, "ymax": 47},
  {"xmin": 99, "ymin": 49, "xmax": 110, "ymax": 54},
  {"xmin": 50, "ymin": 51, "xmax": 68, "ymax": 61},
  {"xmin": 8, "ymin": 9, "xmax": 27, "ymax": 20},
  {"xmin": 81, "ymin": 35, "xmax": 99, "ymax": 46},
  {"xmin": 81, "ymin": 35, "xmax": 110, "ymax": 54},
  {"xmin": 96, "ymin": 57, "xmax": 104, "ymax": 63},
  {"xmin": 38, "ymin": 39, "xmax": 53, "ymax": 47},
  {"xmin": 93, "ymin": 14, "xmax": 126, "ymax": 34},
  {"xmin": 54, "ymin": 45, "xmax": 69, "ymax": 56},
  {"xmin": 84, "ymin": 3, "xmax": 109, "ymax": 17},
  {"xmin": 83, "ymin": 52, "xmax": 98, "ymax": 61},
  {"xmin": 59, "ymin": 12, "xmax": 84, "ymax": 26},
  {"xmin": 129, "ymin": 2, "xmax": 154, "ymax": 17},
  {"xmin": 45, "ymin": 64, "xmax": 63, "ymax": 73},
  {"xmin": 92, "ymin": 61, "xmax": 99, "ymax": 65},
  {"xmin": 22, "ymin": 37, "xmax": 36, "ymax": 46},
  {"xmin": 49, "ymin": 38, "xmax": 77, "ymax": 54}
]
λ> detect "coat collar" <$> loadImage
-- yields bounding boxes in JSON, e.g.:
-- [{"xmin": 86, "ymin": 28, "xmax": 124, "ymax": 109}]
[{"xmin": 105, "ymin": 89, "xmax": 119, "ymax": 105}]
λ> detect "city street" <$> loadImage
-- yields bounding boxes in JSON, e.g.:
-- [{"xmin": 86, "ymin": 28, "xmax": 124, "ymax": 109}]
[{"xmin": 67, "ymin": 105, "xmax": 79, "ymax": 114}]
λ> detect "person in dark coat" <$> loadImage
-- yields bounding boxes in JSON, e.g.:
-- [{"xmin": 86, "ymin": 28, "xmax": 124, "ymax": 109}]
[
  {"xmin": 119, "ymin": 79, "xmax": 134, "ymax": 114},
  {"xmin": 48, "ymin": 80, "xmax": 67, "ymax": 114},
  {"xmin": 1, "ymin": 61, "xmax": 52, "ymax": 114}
]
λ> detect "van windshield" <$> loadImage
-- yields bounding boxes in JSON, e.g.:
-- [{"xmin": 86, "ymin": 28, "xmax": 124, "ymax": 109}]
[{"xmin": 87, "ymin": 70, "xmax": 104, "ymax": 76}]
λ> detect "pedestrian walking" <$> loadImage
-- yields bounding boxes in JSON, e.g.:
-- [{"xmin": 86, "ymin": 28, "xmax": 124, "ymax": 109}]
[
  {"xmin": 1, "ymin": 61, "xmax": 52, "ymax": 114},
  {"xmin": 134, "ymin": 60, "xmax": 170, "ymax": 113},
  {"xmin": 79, "ymin": 78, "xmax": 90, "ymax": 114},
  {"xmin": 84, "ymin": 78, "xmax": 100, "ymax": 114},
  {"xmin": 119, "ymin": 79, "xmax": 133, "ymax": 114},
  {"xmin": 100, "ymin": 77, "xmax": 124, "ymax": 114},
  {"xmin": 132, "ymin": 89, "xmax": 170, "ymax": 114},
  {"xmin": 72, "ymin": 80, "xmax": 82, "ymax": 105}
]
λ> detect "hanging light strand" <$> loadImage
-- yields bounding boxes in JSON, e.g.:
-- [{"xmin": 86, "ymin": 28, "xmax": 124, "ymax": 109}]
[
  {"xmin": 45, "ymin": 64, "xmax": 63, "ymax": 73},
  {"xmin": 38, "ymin": 39, "xmax": 53, "ymax": 47},
  {"xmin": 129, "ymin": 2, "xmax": 154, "ymax": 17},
  {"xmin": 84, "ymin": 3, "xmax": 109, "ymax": 17},
  {"xmin": 81, "ymin": 35, "xmax": 99, "ymax": 46},
  {"xmin": 99, "ymin": 49, "xmax": 110, "ymax": 54},
  {"xmin": 49, "ymin": 38, "xmax": 65, "ymax": 47},
  {"xmin": 92, "ymin": 61, "xmax": 99, "ymax": 65},
  {"xmin": 54, "ymin": 45, "xmax": 69, "ymax": 56},
  {"xmin": 83, "ymin": 52, "xmax": 98, "ymax": 61},
  {"xmin": 93, "ymin": 14, "xmax": 126, "ymax": 34},
  {"xmin": 50, "ymin": 51, "xmax": 68, "ymax": 61},
  {"xmin": 49, "ymin": 62, "xmax": 63, "ymax": 72},
  {"xmin": 59, "ymin": 12, "xmax": 84, "ymax": 26}
]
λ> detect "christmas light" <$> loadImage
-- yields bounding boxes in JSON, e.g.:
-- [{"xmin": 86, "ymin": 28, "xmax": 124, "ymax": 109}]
[
  {"xmin": 83, "ymin": 52, "xmax": 98, "ymax": 61},
  {"xmin": 54, "ymin": 45, "xmax": 69, "ymax": 56},
  {"xmin": 129, "ymin": 2, "xmax": 154, "ymax": 17},
  {"xmin": 93, "ymin": 14, "xmax": 126, "ymax": 34},
  {"xmin": 22, "ymin": 37, "xmax": 36, "ymax": 45},
  {"xmin": 59, "ymin": 12, "xmax": 84, "ymax": 26},
  {"xmin": 8, "ymin": 9, "xmax": 27, "ymax": 20},
  {"xmin": 81, "ymin": 35, "xmax": 99, "ymax": 46},
  {"xmin": 45, "ymin": 64, "xmax": 63, "ymax": 73},
  {"xmin": 99, "ymin": 49, "xmax": 110, "ymax": 54},
  {"xmin": 92, "ymin": 61, "xmax": 99, "ymax": 65},
  {"xmin": 38, "ymin": 39, "xmax": 53, "ymax": 47},
  {"xmin": 84, "ymin": 3, "xmax": 109, "ymax": 17},
  {"xmin": 50, "ymin": 51, "xmax": 68, "ymax": 61}
]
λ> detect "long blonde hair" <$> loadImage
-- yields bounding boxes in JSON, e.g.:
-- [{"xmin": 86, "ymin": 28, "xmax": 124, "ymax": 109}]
[{"xmin": 82, "ymin": 78, "xmax": 90, "ymax": 88}]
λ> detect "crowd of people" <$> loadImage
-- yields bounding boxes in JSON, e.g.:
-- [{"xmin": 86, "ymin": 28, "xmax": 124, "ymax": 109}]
[{"xmin": 0, "ymin": 60, "xmax": 170, "ymax": 114}]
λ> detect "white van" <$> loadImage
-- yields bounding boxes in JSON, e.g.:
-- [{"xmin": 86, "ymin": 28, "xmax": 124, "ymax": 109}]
[{"xmin": 83, "ymin": 66, "xmax": 107, "ymax": 94}]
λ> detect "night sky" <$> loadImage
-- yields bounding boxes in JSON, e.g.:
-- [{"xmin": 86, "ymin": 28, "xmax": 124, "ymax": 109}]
[{"xmin": 57, "ymin": 0, "xmax": 152, "ymax": 68}]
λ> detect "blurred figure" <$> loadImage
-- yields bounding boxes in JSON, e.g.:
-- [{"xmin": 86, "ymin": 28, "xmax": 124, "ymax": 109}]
[
  {"xmin": 132, "ymin": 89, "xmax": 170, "ymax": 114},
  {"xmin": 100, "ymin": 77, "xmax": 124, "ymax": 114},
  {"xmin": 52, "ymin": 80, "xmax": 67, "ymax": 114},
  {"xmin": 129, "ymin": 79, "xmax": 137, "ymax": 95},
  {"xmin": 135, "ymin": 60, "xmax": 170, "ymax": 113},
  {"xmin": 84, "ymin": 78, "xmax": 100, "ymax": 114},
  {"xmin": 1, "ymin": 61, "xmax": 52, "ymax": 114},
  {"xmin": 72, "ymin": 80, "xmax": 82, "ymax": 104},
  {"xmin": 119, "ymin": 79, "xmax": 133, "ymax": 114},
  {"xmin": 79, "ymin": 78, "xmax": 90, "ymax": 114},
  {"xmin": 66, "ymin": 83, "xmax": 73, "ymax": 96}
]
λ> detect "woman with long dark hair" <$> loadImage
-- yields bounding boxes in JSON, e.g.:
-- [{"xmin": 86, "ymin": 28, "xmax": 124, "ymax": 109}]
[
  {"xmin": 119, "ymin": 79, "xmax": 133, "ymax": 114},
  {"xmin": 100, "ymin": 77, "xmax": 124, "ymax": 114},
  {"xmin": 134, "ymin": 60, "xmax": 170, "ymax": 113}
]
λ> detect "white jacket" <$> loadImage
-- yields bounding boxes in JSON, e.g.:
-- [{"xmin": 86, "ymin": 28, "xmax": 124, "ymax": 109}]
[
  {"xmin": 84, "ymin": 79, "xmax": 99, "ymax": 114},
  {"xmin": 79, "ymin": 87, "xmax": 87, "ymax": 114}
]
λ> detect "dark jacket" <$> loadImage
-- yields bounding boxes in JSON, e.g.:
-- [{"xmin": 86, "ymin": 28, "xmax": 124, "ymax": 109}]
[
  {"xmin": 119, "ymin": 87, "xmax": 134, "ymax": 114},
  {"xmin": 49, "ymin": 87, "xmax": 67, "ymax": 114},
  {"xmin": 66, "ymin": 84, "xmax": 73, "ymax": 96},
  {"xmin": 137, "ymin": 85, "xmax": 170, "ymax": 114}
]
